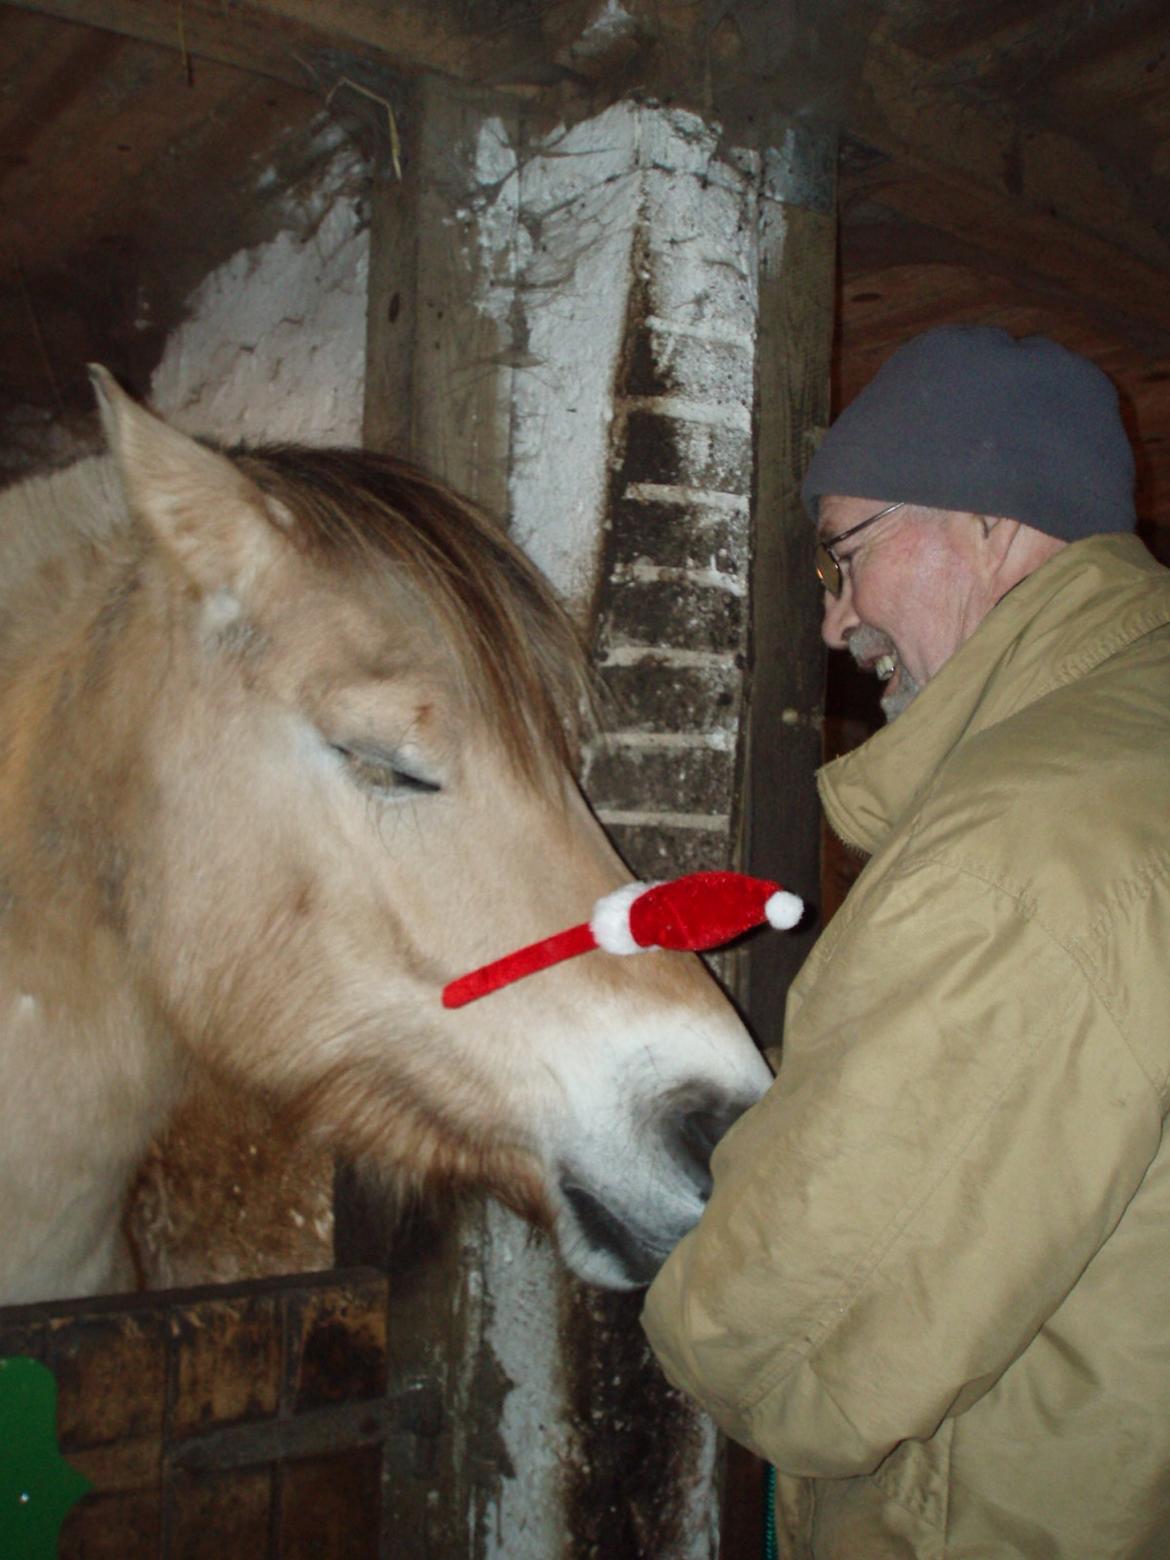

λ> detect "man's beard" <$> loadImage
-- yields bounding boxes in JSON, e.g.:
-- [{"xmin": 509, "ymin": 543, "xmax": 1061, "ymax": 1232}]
[{"xmin": 847, "ymin": 625, "xmax": 922, "ymax": 722}]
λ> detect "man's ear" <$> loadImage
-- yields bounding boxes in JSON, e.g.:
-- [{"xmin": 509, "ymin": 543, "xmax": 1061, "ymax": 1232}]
[{"xmin": 90, "ymin": 365, "xmax": 286, "ymax": 596}]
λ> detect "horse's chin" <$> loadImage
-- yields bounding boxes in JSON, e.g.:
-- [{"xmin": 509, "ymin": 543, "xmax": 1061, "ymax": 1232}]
[{"xmin": 554, "ymin": 1179, "xmax": 700, "ymax": 1291}]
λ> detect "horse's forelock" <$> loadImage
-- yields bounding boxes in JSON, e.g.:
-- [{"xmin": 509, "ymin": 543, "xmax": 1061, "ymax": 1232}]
[{"xmin": 232, "ymin": 446, "xmax": 592, "ymax": 784}]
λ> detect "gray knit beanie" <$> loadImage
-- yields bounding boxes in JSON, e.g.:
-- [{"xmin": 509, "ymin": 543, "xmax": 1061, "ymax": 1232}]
[{"xmin": 802, "ymin": 325, "xmax": 1136, "ymax": 540}]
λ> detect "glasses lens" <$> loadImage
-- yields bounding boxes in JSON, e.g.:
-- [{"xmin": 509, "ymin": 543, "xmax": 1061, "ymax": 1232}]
[{"xmin": 815, "ymin": 544, "xmax": 841, "ymax": 597}]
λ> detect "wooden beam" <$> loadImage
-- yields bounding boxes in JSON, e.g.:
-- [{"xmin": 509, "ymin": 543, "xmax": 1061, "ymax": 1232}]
[
  {"xmin": 361, "ymin": 85, "xmax": 420, "ymax": 461},
  {"xmin": 3, "ymin": 0, "xmax": 357, "ymax": 91},
  {"xmin": 345, "ymin": 72, "xmax": 526, "ymax": 1556},
  {"xmin": 882, "ymin": 0, "xmax": 1154, "ymax": 77},
  {"xmin": 739, "ymin": 124, "xmax": 835, "ymax": 1054},
  {"xmin": 9, "ymin": 0, "xmax": 1170, "ymax": 337},
  {"xmin": 0, "ymin": 0, "xmax": 591, "ymax": 93},
  {"xmin": 847, "ymin": 28, "xmax": 1170, "ymax": 336},
  {"xmin": 362, "ymin": 74, "xmax": 520, "ymax": 509}
]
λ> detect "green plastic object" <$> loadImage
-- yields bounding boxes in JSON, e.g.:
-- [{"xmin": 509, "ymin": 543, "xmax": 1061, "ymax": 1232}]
[
  {"xmin": 763, "ymin": 1462, "xmax": 778, "ymax": 1560},
  {"xmin": 0, "ymin": 1357, "xmax": 91, "ymax": 1559}
]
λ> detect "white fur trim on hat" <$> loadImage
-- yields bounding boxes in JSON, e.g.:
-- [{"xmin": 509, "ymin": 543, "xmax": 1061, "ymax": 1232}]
[
  {"xmin": 765, "ymin": 890, "xmax": 803, "ymax": 930},
  {"xmin": 590, "ymin": 882, "xmax": 653, "ymax": 954}
]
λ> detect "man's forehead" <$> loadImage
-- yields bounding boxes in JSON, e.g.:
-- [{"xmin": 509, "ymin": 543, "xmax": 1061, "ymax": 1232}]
[{"xmin": 816, "ymin": 494, "xmax": 898, "ymax": 538}]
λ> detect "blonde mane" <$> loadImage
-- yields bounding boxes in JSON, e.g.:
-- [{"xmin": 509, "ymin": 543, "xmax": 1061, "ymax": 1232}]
[{"xmin": 234, "ymin": 445, "xmax": 593, "ymax": 782}]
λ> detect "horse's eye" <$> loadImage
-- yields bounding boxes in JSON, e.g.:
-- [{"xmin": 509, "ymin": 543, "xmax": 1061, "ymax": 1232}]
[
  {"xmin": 332, "ymin": 744, "xmax": 442, "ymax": 796},
  {"xmin": 390, "ymin": 767, "xmax": 442, "ymax": 795}
]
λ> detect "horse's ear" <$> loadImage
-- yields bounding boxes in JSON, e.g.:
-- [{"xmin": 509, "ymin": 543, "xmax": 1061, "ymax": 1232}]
[{"xmin": 89, "ymin": 365, "xmax": 282, "ymax": 593}]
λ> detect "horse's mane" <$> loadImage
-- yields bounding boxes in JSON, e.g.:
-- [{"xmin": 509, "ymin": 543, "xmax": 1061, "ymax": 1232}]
[{"xmin": 234, "ymin": 445, "xmax": 593, "ymax": 783}]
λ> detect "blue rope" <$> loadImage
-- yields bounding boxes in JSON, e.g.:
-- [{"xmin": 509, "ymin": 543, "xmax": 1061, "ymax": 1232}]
[{"xmin": 763, "ymin": 1463, "xmax": 778, "ymax": 1559}]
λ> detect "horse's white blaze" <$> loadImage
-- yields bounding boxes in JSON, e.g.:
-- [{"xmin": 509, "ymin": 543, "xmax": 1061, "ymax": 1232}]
[{"xmin": 0, "ymin": 375, "xmax": 773, "ymax": 1303}]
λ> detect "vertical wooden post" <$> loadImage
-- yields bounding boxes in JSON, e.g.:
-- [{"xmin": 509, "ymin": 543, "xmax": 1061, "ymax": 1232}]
[
  {"xmin": 353, "ymin": 87, "xmax": 837, "ymax": 1559},
  {"xmin": 361, "ymin": 78, "xmax": 418, "ymax": 462},
  {"xmin": 364, "ymin": 74, "xmax": 516, "ymax": 512},
  {"xmin": 722, "ymin": 120, "xmax": 837, "ymax": 1560},
  {"xmin": 739, "ymin": 122, "xmax": 836, "ymax": 1048},
  {"xmin": 344, "ymin": 71, "xmax": 522, "ymax": 1558}
]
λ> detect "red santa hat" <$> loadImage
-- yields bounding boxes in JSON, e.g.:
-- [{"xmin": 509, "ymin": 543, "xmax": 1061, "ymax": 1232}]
[{"xmin": 442, "ymin": 870, "xmax": 803, "ymax": 1008}]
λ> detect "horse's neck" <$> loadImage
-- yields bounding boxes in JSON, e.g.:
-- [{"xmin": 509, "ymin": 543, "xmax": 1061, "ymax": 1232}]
[
  {"xmin": 0, "ymin": 459, "xmax": 174, "ymax": 1302},
  {"xmin": 0, "ymin": 937, "xmax": 180, "ymax": 1300}
]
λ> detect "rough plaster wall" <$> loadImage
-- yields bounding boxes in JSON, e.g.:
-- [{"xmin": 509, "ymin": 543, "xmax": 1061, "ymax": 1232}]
[
  {"xmin": 507, "ymin": 103, "xmax": 644, "ymax": 609},
  {"xmin": 500, "ymin": 102, "xmax": 759, "ymax": 623},
  {"xmin": 151, "ymin": 136, "xmax": 368, "ymax": 444},
  {"xmin": 452, "ymin": 105, "xmax": 644, "ymax": 1559},
  {"xmin": 128, "ymin": 143, "xmax": 369, "ymax": 1293},
  {"xmin": 447, "ymin": 103, "xmax": 640, "ymax": 615},
  {"xmin": 572, "ymin": 105, "xmax": 763, "ymax": 1560}
]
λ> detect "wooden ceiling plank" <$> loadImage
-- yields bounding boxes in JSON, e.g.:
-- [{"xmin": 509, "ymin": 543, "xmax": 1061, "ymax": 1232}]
[
  {"xmin": 889, "ymin": 0, "xmax": 1159, "ymax": 91},
  {"xmin": 867, "ymin": 167, "xmax": 1170, "ymax": 338},
  {"xmin": 0, "ymin": 0, "xmax": 589, "ymax": 91},
  {"xmin": 980, "ymin": 0, "xmax": 1170, "ymax": 99},
  {"xmin": 6, "ymin": 1, "xmax": 1170, "ymax": 346},
  {"xmin": 0, "ymin": 17, "xmax": 303, "ymax": 275},
  {"xmin": 849, "ymin": 31, "xmax": 1170, "ymax": 335},
  {"xmin": 0, "ymin": 16, "xmax": 125, "ymax": 167},
  {"xmin": 882, "ymin": 0, "xmax": 1074, "ymax": 61},
  {"xmin": 2, "ymin": 0, "xmax": 397, "ymax": 92},
  {"xmin": 1032, "ymin": 14, "xmax": 1170, "ymax": 132}
]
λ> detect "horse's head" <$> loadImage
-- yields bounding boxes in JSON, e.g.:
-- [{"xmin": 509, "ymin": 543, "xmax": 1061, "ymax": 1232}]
[{"xmin": 88, "ymin": 373, "xmax": 771, "ymax": 1290}]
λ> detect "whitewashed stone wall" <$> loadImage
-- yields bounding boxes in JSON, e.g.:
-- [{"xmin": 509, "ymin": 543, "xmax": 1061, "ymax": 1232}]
[{"xmin": 444, "ymin": 99, "xmax": 782, "ymax": 1559}]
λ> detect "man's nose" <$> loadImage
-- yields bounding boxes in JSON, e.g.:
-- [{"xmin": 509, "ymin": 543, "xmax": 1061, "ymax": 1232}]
[{"xmin": 821, "ymin": 583, "xmax": 858, "ymax": 649}]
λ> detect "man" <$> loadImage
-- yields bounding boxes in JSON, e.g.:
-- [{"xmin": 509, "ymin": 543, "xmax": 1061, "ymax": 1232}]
[{"xmin": 642, "ymin": 325, "xmax": 1170, "ymax": 1557}]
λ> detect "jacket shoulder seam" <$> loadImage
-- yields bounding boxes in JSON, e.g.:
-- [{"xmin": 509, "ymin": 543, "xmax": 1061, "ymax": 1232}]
[{"xmin": 910, "ymin": 850, "xmax": 1168, "ymax": 1100}]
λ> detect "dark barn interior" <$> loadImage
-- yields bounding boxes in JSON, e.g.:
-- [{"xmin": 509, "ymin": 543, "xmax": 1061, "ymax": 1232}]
[
  {"xmin": 1, "ymin": 2, "xmax": 1169, "ymax": 1556},
  {"xmin": 4, "ymin": 0, "xmax": 1169, "ymax": 764},
  {"xmin": 4, "ymin": 3, "xmax": 1168, "ymax": 515}
]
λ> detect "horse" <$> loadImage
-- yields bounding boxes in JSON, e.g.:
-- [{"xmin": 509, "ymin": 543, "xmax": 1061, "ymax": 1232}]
[{"xmin": 0, "ymin": 370, "xmax": 771, "ymax": 1306}]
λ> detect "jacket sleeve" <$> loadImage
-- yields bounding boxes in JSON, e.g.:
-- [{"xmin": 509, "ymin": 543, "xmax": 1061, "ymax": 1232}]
[{"xmin": 641, "ymin": 856, "xmax": 1164, "ymax": 1477}]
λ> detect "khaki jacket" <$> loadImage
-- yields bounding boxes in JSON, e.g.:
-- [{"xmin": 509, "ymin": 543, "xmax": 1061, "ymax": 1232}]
[{"xmin": 643, "ymin": 535, "xmax": 1170, "ymax": 1558}]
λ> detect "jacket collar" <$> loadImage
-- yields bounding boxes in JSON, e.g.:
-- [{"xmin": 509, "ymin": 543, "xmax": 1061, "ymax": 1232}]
[{"xmin": 819, "ymin": 535, "xmax": 1170, "ymax": 856}]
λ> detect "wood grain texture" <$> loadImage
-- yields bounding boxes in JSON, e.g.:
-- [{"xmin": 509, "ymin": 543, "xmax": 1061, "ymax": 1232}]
[{"xmin": 0, "ymin": 1269, "xmax": 390, "ymax": 1558}]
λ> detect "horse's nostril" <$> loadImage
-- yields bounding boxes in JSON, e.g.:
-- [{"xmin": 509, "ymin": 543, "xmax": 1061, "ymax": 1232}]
[{"xmin": 673, "ymin": 1099, "xmax": 751, "ymax": 1198}]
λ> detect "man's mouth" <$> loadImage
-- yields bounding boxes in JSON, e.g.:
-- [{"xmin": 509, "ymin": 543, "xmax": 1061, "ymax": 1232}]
[{"xmin": 846, "ymin": 626, "xmax": 919, "ymax": 719}]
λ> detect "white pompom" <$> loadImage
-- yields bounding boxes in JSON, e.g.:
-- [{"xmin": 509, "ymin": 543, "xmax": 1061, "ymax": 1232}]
[
  {"xmin": 590, "ymin": 882, "xmax": 652, "ymax": 954},
  {"xmin": 764, "ymin": 890, "xmax": 803, "ymax": 930}
]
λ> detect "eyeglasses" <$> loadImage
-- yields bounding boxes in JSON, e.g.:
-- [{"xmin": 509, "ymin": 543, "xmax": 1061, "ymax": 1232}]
[{"xmin": 815, "ymin": 502, "xmax": 905, "ymax": 597}]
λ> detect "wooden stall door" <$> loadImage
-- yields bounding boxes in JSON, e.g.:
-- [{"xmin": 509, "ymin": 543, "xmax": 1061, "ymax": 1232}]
[{"xmin": 0, "ymin": 1269, "xmax": 404, "ymax": 1559}]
